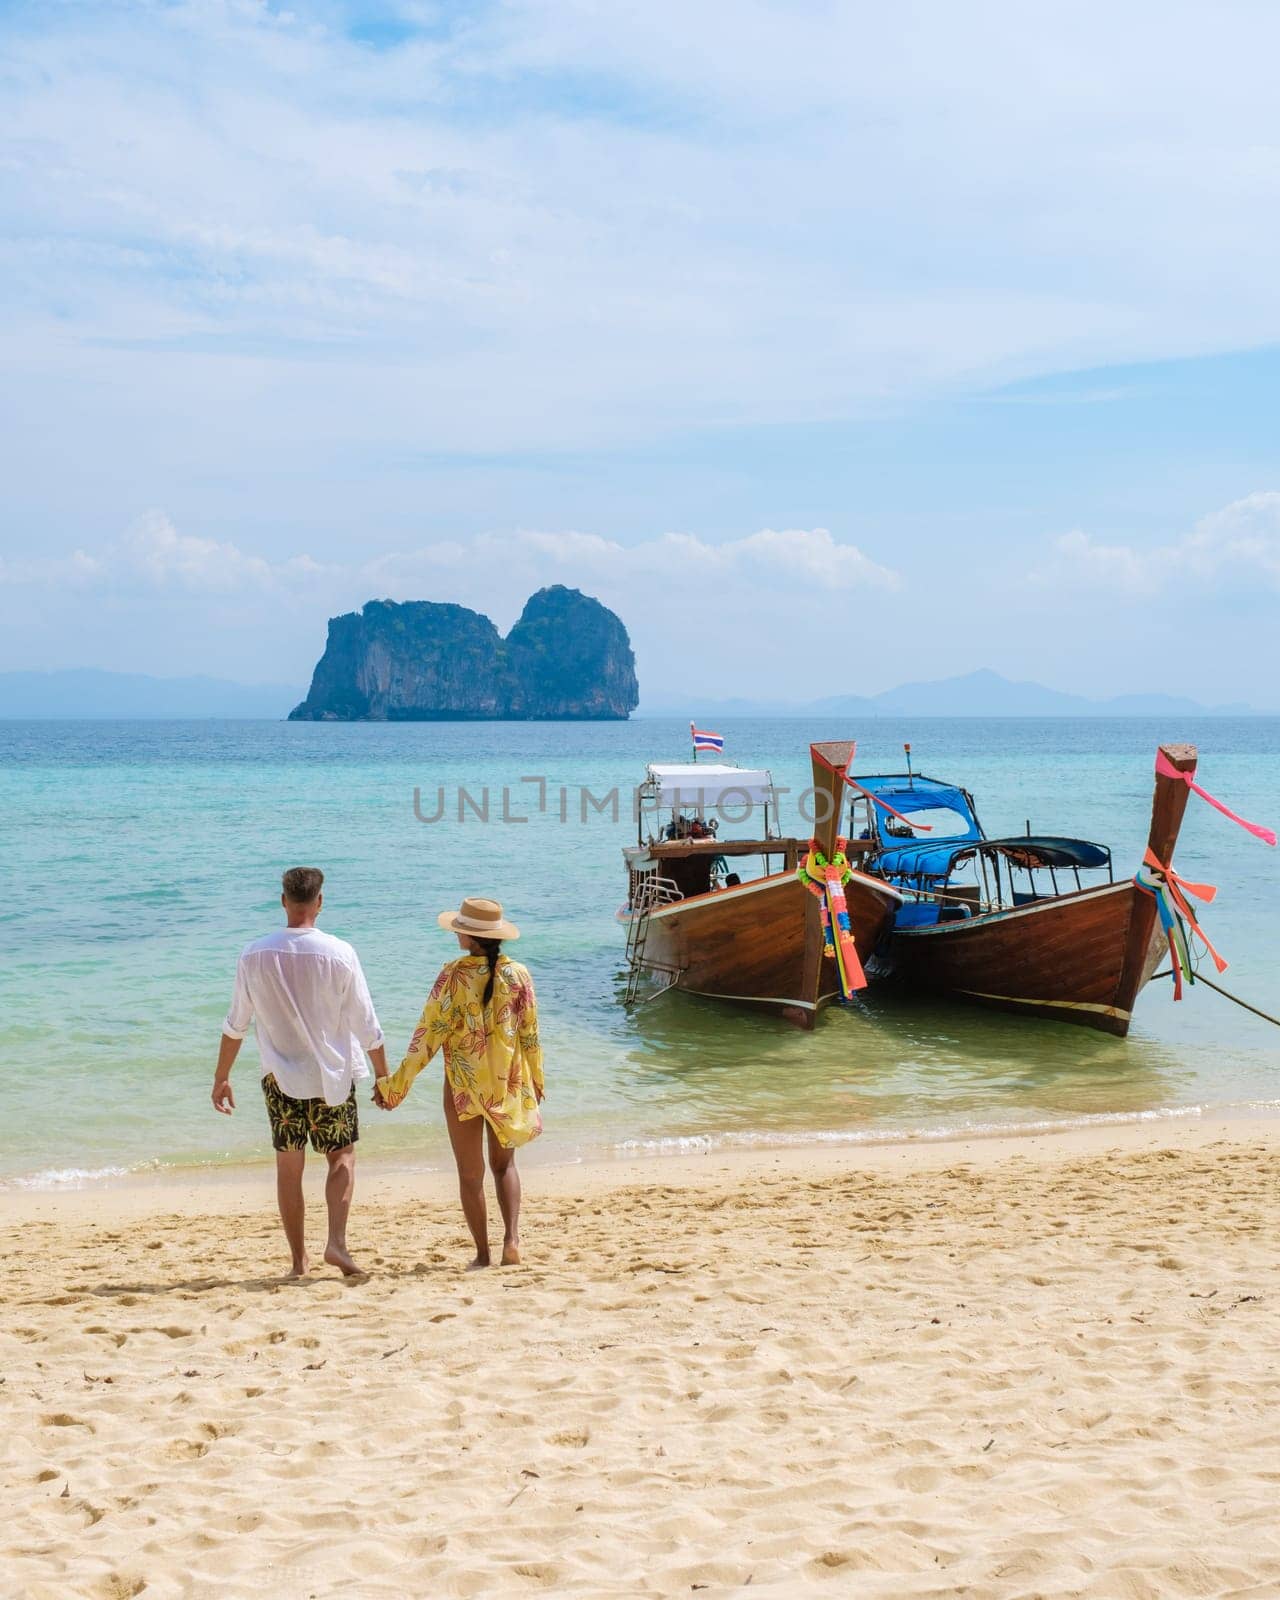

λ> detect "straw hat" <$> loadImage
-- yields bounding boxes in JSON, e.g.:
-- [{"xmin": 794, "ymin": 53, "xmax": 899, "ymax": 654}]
[{"xmin": 436, "ymin": 895, "xmax": 520, "ymax": 941}]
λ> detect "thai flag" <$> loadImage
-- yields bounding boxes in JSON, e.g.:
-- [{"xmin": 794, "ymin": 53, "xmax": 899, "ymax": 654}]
[{"xmin": 691, "ymin": 724, "xmax": 724, "ymax": 754}]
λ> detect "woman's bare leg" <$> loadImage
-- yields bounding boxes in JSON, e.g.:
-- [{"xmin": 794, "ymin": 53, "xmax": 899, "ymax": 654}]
[
  {"xmin": 486, "ymin": 1122, "xmax": 521, "ymax": 1265},
  {"xmin": 443, "ymin": 1080, "xmax": 490, "ymax": 1267}
]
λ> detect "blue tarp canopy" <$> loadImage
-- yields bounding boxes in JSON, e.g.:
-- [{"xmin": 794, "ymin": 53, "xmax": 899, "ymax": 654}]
[
  {"xmin": 876, "ymin": 833, "xmax": 1111, "ymax": 882},
  {"xmin": 976, "ymin": 836, "xmax": 1111, "ymax": 870},
  {"xmin": 853, "ymin": 774, "xmax": 1110, "ymax": 884},
  {"xmin": 852, "ymin": 773, "xmax": 977, "ymax": 822},
  {"xmin": 851, "ymin": 773, "xmax": 982, "ymax": 859},
  {"xmin": 873, "ymin": 839, "xmax": 976, "ymax": 879}
]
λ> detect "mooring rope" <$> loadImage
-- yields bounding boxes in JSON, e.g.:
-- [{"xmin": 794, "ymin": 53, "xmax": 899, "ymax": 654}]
[{"xmin": 1151, "ymin": 968, "xmax": 1280, "ymax": 1030}]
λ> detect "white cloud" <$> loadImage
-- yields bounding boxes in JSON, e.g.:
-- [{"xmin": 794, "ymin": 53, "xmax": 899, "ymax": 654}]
[
  {"xmin": 0, "ymin": 513, "xmax": 901, "ymax": 693},
  {"xmin": 1034, "ymin": 493, "xmax": 1280, "ymax": 594},
  {"xmin": 122, "ymin": 511, "xmax": 277, "ymax": 591},
  {"xmin": 0, "ymin": 549, "xmax": 102, "ymax": 586},
  {"xmin": 361, "ymin": 525, "xmax": 899, "ymax": 698},
  {"xmin": 0, "ymin": 511, "xmax": 335, "ymax": 595},
  {"xmin": 1185, "ymin": 494, "xmax": 1280, "ymax": 585},
  {"xmin": 1038, "ymin": 530, "xmax": 1152, "ymax": 593},
  {"xmin": 9, "ymin": 0, "xmax": 1280, "ymax": 469},
  {"xmin": 365, "ymin": 526, "xmax": 900, "ymax": 600},
  {"xmin": 6, "ymin": 5, "xmax": 1280, "ymax": 700},
  {"xmin": 3, "ymin": 516, "xmax": 897, "ymax": 601}
]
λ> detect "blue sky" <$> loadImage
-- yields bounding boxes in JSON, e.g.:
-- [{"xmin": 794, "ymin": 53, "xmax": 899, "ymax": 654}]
[{"xmin": 2, "ymin": 0, "xmax": 1279, "ymax": 705}]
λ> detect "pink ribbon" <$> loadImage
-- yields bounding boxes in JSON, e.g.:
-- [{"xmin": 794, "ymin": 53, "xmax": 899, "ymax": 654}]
[
  {"xmin": 1155, "ymin": 750, "xmax": 1276, "ymax": 847},
  {"xmin": 843, "ymin": 773, "xmax": 933, "ymax": 833},
  {"xmin": 810, "ymin": 744, "xmax": 932, "ymax": 833}
]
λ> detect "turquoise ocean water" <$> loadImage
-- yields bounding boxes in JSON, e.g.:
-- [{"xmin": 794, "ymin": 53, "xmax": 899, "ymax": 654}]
[{"xmin": 2, "ymin": 717, "xmax": 1278, "ymax": 1187}]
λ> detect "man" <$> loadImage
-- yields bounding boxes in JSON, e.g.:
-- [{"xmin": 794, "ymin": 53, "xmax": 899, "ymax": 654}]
[{"xmin": 212, "ymin": 866, "xmax": 388, "ymax": 1277}]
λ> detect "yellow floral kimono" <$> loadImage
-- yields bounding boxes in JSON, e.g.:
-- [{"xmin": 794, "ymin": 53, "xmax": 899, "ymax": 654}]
[{"xmin": 377, "ymin": 955, "xmax": 544, "ymax": 1147}]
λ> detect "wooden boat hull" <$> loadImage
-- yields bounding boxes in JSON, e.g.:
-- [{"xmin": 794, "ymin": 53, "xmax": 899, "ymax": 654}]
[
  {"xmin": 640, "ymin": 869, "xmax": 898, "ymax": 1021},
  {"xmin": 881, "ymin": 741, "xmax": 1199, "ymax": 1037},
  {"xmin": 888, "ymin": 880, "xmax": 1165, "ymax": 1037}
]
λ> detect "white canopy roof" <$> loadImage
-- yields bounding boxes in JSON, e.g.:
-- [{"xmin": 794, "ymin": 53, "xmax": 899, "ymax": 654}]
[{"xmin": 645, "ymin": 763, "xmax": 775, "ymax": 808}]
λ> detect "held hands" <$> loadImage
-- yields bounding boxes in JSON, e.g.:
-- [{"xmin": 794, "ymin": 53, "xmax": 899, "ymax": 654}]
[
  {"xmin": 373, "ymin": 1077, "xmax": 407, "ymax": 1111},
  {"xmin": 211, "ymin": 1079, "xmax": 235, "ymax": 1115}
]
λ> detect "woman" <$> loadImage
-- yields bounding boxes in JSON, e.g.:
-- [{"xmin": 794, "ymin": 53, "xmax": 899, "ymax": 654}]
[{"xmin": 375, "ymin": 896, "xmax": 543, "ymax": 1268}]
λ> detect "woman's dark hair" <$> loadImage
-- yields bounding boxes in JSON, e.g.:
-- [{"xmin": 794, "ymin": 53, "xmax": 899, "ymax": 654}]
[{"xmin": 474, "ymin": 937, "xmax": 503, "ymax": 1006}]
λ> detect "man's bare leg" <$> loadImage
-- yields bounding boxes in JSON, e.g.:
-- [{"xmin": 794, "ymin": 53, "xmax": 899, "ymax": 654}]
[
  {"xmin": 322, "ymin": 1145, "xmax": 359, "ymax": 1275},
  {"xmin": 487, "ymin": 1123, "xmax": 521, "ymax": 1265},
  {"xmin": 275, "ymin": 1148, "xmax": 309, "ymax": 1276},
  {"xmin": 444, "ymin": 1080, "xmax": 490, "ymax": 1267}
]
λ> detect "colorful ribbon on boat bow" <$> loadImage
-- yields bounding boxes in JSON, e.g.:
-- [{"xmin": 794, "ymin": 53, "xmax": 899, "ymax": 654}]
[
  {"xmin": 1155, "ymin": 750, "xmax": 1276, "ymax": 846},
  {"xmin": 1133, "ymin": 848, "xmax": 1225, "ymax": 1001},
  {"xmin": 798, "ymin": 839, "xmax": 868, "ymax": 1000}
]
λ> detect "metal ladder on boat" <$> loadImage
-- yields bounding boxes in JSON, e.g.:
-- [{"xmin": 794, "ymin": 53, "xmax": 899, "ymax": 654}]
[{"xmin": 623, "ymin": 873, "xmax": 684, "ymax": 1007}]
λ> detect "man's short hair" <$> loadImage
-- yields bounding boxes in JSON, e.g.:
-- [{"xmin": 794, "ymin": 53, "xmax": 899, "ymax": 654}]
[{"xmin": 282, "ymin": 866, "xmax": 324, "ymax": 904}]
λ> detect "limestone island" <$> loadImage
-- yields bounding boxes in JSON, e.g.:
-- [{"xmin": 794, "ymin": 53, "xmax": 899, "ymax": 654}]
[{"xmin": 288, "ymin": 585, "xmax": 639, "ymax": 721}]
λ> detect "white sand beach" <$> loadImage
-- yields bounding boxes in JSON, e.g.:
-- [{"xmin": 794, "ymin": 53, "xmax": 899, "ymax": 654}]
[{"xmin": 5, "ymin": 1119, "xmax": 1280, "ymax": 1599}]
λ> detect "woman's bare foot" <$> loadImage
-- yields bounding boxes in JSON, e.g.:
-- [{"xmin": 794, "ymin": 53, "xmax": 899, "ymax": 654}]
[
  {"xmin": 466, "ymin": 1254, "xmax": 491, "ymax": 1271},
  {"xmin": 287, "ymin": 1255, "xmax": 311, "ymax": 1279},
  {"xmin": 500, "ymin": 1242, "xmax": 521, "ymax": 1266},
  {"xmin": 323, "ymin": 1242, "xmax": 361, "ymax": 1276}
]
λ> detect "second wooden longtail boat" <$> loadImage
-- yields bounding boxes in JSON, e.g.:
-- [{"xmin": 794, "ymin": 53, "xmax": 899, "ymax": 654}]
[
  {"xmin": 621, "ymin": 740, "xmax": 901, "ymax": 1027},
  {"xmin": 850, "ymin": 743, "xmax": 1199, "ymax": 1036}
]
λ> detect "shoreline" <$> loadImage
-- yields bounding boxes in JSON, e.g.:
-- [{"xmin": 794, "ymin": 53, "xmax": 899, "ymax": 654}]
[{"xmin": 6, "ymin": 1105, "xmax": 1279, "ymax": 1220}]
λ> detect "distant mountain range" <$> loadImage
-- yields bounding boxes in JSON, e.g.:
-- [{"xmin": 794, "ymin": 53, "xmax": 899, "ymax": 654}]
[
  {"xmin": 0, "ymin": 664, "xmax": 1267, "ymax": 720},
  {"xmin": 639, "ymin": 669, "xmax": 1263, "ymax": 719},
  {"xmin": 0, "ymin": 669, "xmax": 303, "ymax": 719}
]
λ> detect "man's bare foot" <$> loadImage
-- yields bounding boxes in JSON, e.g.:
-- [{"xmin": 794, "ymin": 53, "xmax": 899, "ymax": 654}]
[
  {"xmin": 323, "ymin": 1242, "xmax": 361, "ymax": 1276},
  {"xmin": 466, "ymin": 1254, "xmax": 491, "ymax": 1271},
  {"xmin": 501, "ymin": 1242, "xmax": 521, "ymax": 1266},
  {"xmin": 286, "ymin": 1256, "xmax": 310, "ymax": 1279}
]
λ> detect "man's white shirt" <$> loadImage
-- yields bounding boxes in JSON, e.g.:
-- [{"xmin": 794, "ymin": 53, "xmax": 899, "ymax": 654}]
[{"xmin": 223, "ymin": 926, "xmax": 383, "ymax": 1104}]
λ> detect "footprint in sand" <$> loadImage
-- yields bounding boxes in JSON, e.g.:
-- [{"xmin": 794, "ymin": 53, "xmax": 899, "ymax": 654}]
[
  {"xmin": 512, "ymin": 1563, "xmax": 561, "ymax": 1586},
  {"xmin": 43, "ymin": 1413, "xmax": 95, "ymax": 1432},
  {"xmin": 93, "ymin": 1577, "xmax": 146, "ymax": 1600},
  {"xmin": 159, "ymin": 1438, "xmax": 210, "ymax": 1461},
  {"xmin": 67, "ymin": 1498, "xmax": 107, "ymax": 1527},
  {"xmin": 811, "ymin": 1550, "xmax": 862, "ymax": 1574}
]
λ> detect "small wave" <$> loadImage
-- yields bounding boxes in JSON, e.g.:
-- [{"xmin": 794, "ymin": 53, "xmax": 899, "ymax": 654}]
[
  {"xmin": 611, "ymin": 1100, "xmax": 1280, "ymax": 1159},
  {"xmin": 5, "ymin": 1099, "xmax": 1279, "ymax": 1188},
  {"xmin": 8, "ymin": 1164, "xmax": 136, "ymax": 1190}
]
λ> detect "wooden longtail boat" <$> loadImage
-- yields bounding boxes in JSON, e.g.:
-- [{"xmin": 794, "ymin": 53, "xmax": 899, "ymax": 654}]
[
  {"xmin": 852, "ymin": 743, "xmax": 1198, "ymax": 1037},
  {"xmin": 621, "ymin": 741, "xmax": 901, "ymax": 1027}
]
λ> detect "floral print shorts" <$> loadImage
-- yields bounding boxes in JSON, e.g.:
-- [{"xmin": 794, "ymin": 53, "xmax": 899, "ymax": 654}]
[{"xmin": 262, "ymin": 1073, "xmax": 359, "ymax": 1154}]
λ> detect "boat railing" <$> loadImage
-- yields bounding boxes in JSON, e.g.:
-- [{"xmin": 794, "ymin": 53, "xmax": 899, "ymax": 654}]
[{"xmin": 623, "ymin": 873, "xmax": 685, "ymax": 1007}]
